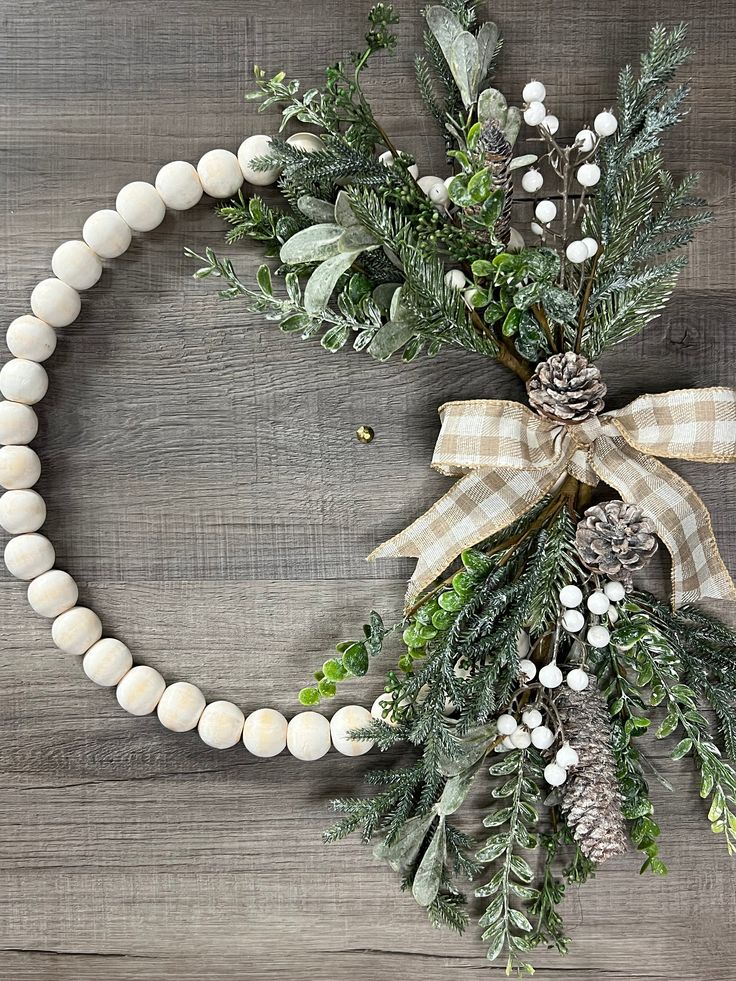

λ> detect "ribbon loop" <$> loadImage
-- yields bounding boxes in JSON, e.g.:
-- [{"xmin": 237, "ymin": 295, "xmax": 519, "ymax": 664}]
[{"xmin": 370, "ymin": 387, "xmax": 736, "ymax": 608}]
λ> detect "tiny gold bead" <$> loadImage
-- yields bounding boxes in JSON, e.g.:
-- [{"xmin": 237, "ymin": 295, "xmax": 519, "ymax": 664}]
[{"xmin": 355, "ymin": 425, "xmax": 375, "ymax": 444}]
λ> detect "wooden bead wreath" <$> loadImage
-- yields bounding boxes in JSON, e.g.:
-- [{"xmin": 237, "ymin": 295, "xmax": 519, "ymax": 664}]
[{"xmin": 0, "ymin": 138, "xmax": 381, "ymax": 764}]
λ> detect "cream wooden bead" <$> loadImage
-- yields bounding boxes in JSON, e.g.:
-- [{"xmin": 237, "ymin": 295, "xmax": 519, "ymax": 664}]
[
  {"xmin": 155, "ymin": 161, "xmax": 203, "ymax": 210},
  {"xmin": 116, "ymin": 664, "xmax": 166, "ymax": 716},
  {"xmin": 0, "ymin": 359, "xmax": 49, "ymax": 405},
  {"xmin": 4, "ymin": 533, "xmax": 55, "ymax": 580},
  {"xmin": 27, "ymin": 568, "xmax": 78, "ymax": 617},
  {"xmin": 6, "ymin": 316, "xmax": 57, "ymax": 363},
  {"xmin": 0, "ymin": 401, "xmax": 38, "ymax": 445},
  {"xmin": 82, "ymin": 637, "xmax": 133, "ymax": 686},
  {"xmin": 286, "ymin": 132, "xmax": 324, "ymax": 154},
  {"xmin": 30, "ymin": 278, "xmax": 81, "ymax": 327},
  {"xmin": 0, "ymin": 489, "xmax": 46, "ymax": 533},
  {"xmin": 115, "ymin": 181, "xmax": 166, "ymax": 232},
  {"xmin": 287, "ymin": 711, "xmax": 331, "ymax": 761},
  {"xmin": 198, "ymin": 700, "xmax": 245, "ymax": 750},
  {"xmin": 330, "ymin": 704, "xmax": 374, "ymax": 756},
  {"xmin": 197, "ymin": 149, "xmax": 244, "ymax": 199},
  {"xmin": 242, "ymin": 707, "xmax": 287, "ymax": 758},
  {"xmin": 82, "ymin": 209, "xmax": 132, "ymax": 258},
  {"xmin": 237, "ymin": 135, "xmax": 280, "ymax": 186},
  {"xmin": 51, "ymin": 240, "xmax": 102, "ymax": 291},
  {"xmin": 51, "ymin": 606, "xmax": 102, "ymax": 656},
  {"xmin": 0, "ymin": 445, "xmax": 41, "ymax": 489},
  {"xmin": 157, "ymin": 681, "xmax": 206, "ymax": 732}
]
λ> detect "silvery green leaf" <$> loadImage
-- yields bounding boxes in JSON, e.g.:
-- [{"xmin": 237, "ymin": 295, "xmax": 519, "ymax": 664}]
[
  {"xmin": 279, "ymin": 223, "xmax": 342, "ymax": 264},
  {"xmin": 338, "ymin": 227, "xmax": 378, "ymax": 251},
  {"xmin": 389, "ymin": 284, "xmax": 405, "ymax": 320},
  {"xmin": 476, "ymin": 22, "xmax": 500, "ymax": 76},
  {"xmin": 437, "ymin": 760, "xmax": 483, "ymax": 816},
  {"xmin": 334, "ymin": 190, "xmax": 362, "ymax": 229},
  {"xmin": 368, "ymin": 318, "xmax": 416, "ymax": 361},
  {"xmin": 372, "ymin": 282, "xmax": 401, "ymax": 313},
  {"xmin": 449, "ymin": 32, "xmax": 481, "ymax": 108},
  {"xmin": 477, "ymin": 87, "xmax": 508, "ymax": 125},
  {"xmin": 382, "ymin": 243, "xmax": 404, "ymax": 270},
  {"xmin": 296, "ymin": 195, "xmax": 336, "ymax": 222},
  {"xmin": 509, "ymin": 154, "xmax": 538, "ymax": 171},
  {"xmin": 304, "ymin": 251, "xmax": 361, "ymax": 314},
  {"xmin": 439, "ymin": 723, "xmax": 496, "ymax": 776},
  {"xmin": 412, "ymin": 819, "xmax": 446, "ymax": 907},
  {"xmin": 373, "ymin": 811, "xmax": 436, "ymax": 872},
  {"xmin": 425, "ymin": 5, "xmax": 463, "ymax": 59},
  {"xmin": 503, "ymin": 107, "xmax": 522, "ymax": 146}
]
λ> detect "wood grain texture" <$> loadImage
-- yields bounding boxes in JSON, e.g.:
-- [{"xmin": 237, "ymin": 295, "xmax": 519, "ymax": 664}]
[{"xmin": 0, "ymin": 0, "xmax": 734, "ymax": 978}]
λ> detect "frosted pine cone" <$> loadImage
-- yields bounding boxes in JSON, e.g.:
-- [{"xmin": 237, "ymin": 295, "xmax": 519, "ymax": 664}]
[
  {"xmin": 527, "ymin": 352, "xmax": 607, "ymax": 423},
  {"xmin": 576, "ymin": 500, "xmax": 658, "ymax": 584},
  {"xmin": 471, "ymin": 120, "xmax": 513, "ymax": 246}
]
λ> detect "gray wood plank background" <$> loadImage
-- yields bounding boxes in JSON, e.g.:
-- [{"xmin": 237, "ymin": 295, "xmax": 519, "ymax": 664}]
[{"xmin": 1, "ymin": 1, "xmax": 735, "ymax": 978}]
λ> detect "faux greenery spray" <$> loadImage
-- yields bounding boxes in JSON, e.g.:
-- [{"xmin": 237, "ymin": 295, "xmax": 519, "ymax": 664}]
[{"xmin": 189, "ymin": 3, "xmax": 735, "ymax": 972}]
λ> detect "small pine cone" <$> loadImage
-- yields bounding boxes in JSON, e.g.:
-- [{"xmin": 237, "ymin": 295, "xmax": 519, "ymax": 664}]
[
  {"xmin": 470, "ymin": 120, "xmax": 513, "ymax": 246},
  {"xmin": 557, "ymin": 677, "xmax": 628, "ymax": 864},
  {"xmin": 527, "ymin": 352, "xmax": 607, "ymax": 423},
  {"xmin": 576, "ymin": 501, "xmax": 658, "ymax": 585}
]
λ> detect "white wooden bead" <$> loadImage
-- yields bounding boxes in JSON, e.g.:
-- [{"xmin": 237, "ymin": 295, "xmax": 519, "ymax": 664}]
[
  {"xmin": 198, "ymin": 700, "xmax": 245, "ymax": 749},
  {"xmin": 0, "ymin": 489, "xmax": 46, "ymax": 533},
  {"xmin": 242, "ymin": 707, "xmax": 288, "ymax": 758},
  {"xmin": 0, "ymin": 445, "xmax": 41, "ymax": 489},
  {"xmin": 237, "ymin": 135, "xmax": 280, "ymax": 186},
  {"xmin": 83, "ymin": 638, "xmax": 133, "ymax": 686},
  {"xmin": 157, "ymin": 681, "xmax": 206, "ymax": 732},
  {"xmin": 286, "ymin": 132, "xmax": 324, "ymax": 153},
  {"xmin": 0, "ymin": 401, "xmax": 38, "ymax": 445},
  {"xmin": 0, "ymin": 359, "xmax": 49, "ymax": 405},
  {"xmin": 30, "ymin": 278, "xmax": 81, "ymax": 327},
  {"xmin": 52, "ymin": 606, "xmax": 102, "ymax": 656},
  {"xmin": 27, "ymin": 568, "xmax": 78, "ymax": 617},
  {"xmin": 330, "ymin": 705, "xmax": 374, "ymax": 756},
  {"xmin": 287, "ymin": 711, "xmax": 331, "ymax": 761},
  {"xmin": 197, "ymin": 149, "xmax": 244, "ymax": 198},
  {"xmin": 4, "ymin": 533, "xmax": 55, "ymax": 580},
  {"xmin": 115, "ymin": 181, "xmax": 166, "ymax": 232},
  {"xmin": 51, "ymin": 240, "xmax": 102, "ymax": 291},
  {"xmin": 82, "ymin": 209, "xmax": 132, "ymax": 258},
  {"xmin": 6, "ymin": 316, "xmax": 57, "ymax": 363},
  {"xmin": 155, "ymin": 161, "xmax": 203, "ymax": 211},
  {"xmin": 116, "ymin": 664, "xmax": 166, "ymax": 716}
]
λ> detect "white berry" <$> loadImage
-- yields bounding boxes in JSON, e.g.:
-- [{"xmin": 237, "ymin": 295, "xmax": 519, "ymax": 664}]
[
  {"xmin": 575, "ymin": 129, "xmax": 597, "ymax": 152},
  {"xmin": 566, "ymin": 668, "xmax": 590, "ymax": 692},
  {"xmin": 429, "ymin": 182, "xmax": 450, "ymax": 206},
  {"xmin": 562, "ymin": 608, "xmax": 585, "ymax": 633},
  {"xmin": 535, "ymin": 200, "xmax": 557, "ymax": 224},
  {"xmin": 523, "ymin": 80, "xmax": 546, "ymax": 104},
  {"xmin": 542, "ymin": 114, "xmax": 559, "ymax": 135},
  {"xmin": 522, "ymin": 708, "xmax": 543, "ymax": 729},
  {"xmin": 519, "ymin": 658, "xmax": 537, "ymax": 681},
  {"xmin": 517, "ymin": 630, "xmax": 531, "ymax": 658},
  {"xmin": 608, "ymin": 606, "xmax": 620, "ymax": 624},
  {"xmin": 577, "ymin": 163, "xmax": 601, "ymax": 188},
  {"xmin": 531, "ymin": 725, "xmax": 555, "ymax": 750},
  {"xmin": 524, "ymin": 102, "xmax": 547, "ymax": 126},
  {"xmin": 521, "ymin": 169, "xmax": 544, "ymax": 193},
  {"xmin": 556, "ymin": 743, "xmax": 580, "ymax": 768},
  {"xmin": 501, "ymin": 736, "xmax": 516, "ymax": 751},
  {"xmin": 587, "ymin": 624, "xmax": 611, "ymax": 649},
  {"xmin": 511, "ymin": 728, "xmax": 532, "ymax": 749},
  {"xmin": 559, "ymin": 584, "xmax": 583, "ymax": 608},
  {"xmin": 544, "ymin": 762, "xmax": 568, "ymax": 787},
  {"xmin": 497, "ymin": 713, "xmax": 518, "ymax": 736},
  {"xmin": 582, "ymin": 237, "xmax": 599, "ymax": 258},
  {"xmin": 444, "ymin": 269, "xmax": 467, "ymax": 290},
  {"xmin": 539, "ymin": 663, "xmax": 563, "ymax": 689},
  {"xmin": 594, "ymin": 111, "xmax": 619, "ymax": 137},
  {"xmin": 604, "ymin": 580, "xmax": 626, "ymax": 602},
  {"xmin": 587, "ymin": 591, "xmax": 611, "ymax": 615},
  {"xmin": 566, "ymin": 241, "xmax": 589, "ymax": 264},
  {"xmin": 530, "ymin": 221, "xmax": 545, "ymax": 236}
]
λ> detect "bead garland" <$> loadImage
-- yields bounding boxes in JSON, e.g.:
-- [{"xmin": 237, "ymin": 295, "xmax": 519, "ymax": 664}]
[{"xmin": 0, "ymin": 135, "xmax": 384, "ymax": 763}]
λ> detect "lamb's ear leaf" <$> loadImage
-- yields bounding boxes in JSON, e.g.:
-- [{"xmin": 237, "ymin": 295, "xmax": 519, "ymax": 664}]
[
  {"xmin": 476, "ymin": 21, "xmax": 500, "ymax": 76},
  {"xmin": 503, "ymin": 107, "xmax": 523, "ymax": 146},
  {"xmin": 297, "ymin": 195, "xmax": 336, "ymax": 222},
  {"xmin": 279, "ymin": 223, "xmax": 343, "ymax": 263},
  {"xmin": 478, "ymin": 87, "xmax": 508, "ymax": 125},
  {"xmin": 425, "ymin": 5, "xmax": 464, "ymax": 60},
  {"xmin": 449, "ymin": 32, "xmax": 481, "ymax": 109},
  {"xmin": 304, "ymin": 251, "xmax": 361, "ymax": 314},
  {"xmin": 334, "ymin": 190, "xmax": 363, "ymax": 229},
  {"xmin": 412, "ymin": 819, "xmax": 447, "ymax": 907}
]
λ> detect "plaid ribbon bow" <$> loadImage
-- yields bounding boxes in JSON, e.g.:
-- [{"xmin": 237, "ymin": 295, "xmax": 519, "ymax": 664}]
[{"xmin": 370, "ymin": 387, "xmax": 736, "ymax": 608}]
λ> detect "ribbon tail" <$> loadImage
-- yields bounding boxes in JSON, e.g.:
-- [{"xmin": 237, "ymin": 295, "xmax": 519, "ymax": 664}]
[
  {"xmin": 590, "ymin": 437, "xmax": 736, "ymax": 607},
  {"xmin": 369, "ymin": 467, "xmax": 561, "ymax": 608}
]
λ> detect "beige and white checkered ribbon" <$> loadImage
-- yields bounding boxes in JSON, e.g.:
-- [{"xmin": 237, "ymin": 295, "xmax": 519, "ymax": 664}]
[{"xmin": 370, "ymin": 387, "xmax": 736, "ymax": 608}]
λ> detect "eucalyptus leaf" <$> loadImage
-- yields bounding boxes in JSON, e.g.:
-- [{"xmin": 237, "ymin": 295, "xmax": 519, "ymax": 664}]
[
  {"xmin": 509, "ymin": 154, "xmax": 539, "ymax": 172},
  {"xmin": 304, "ymin": 251, "xmax": 361, "ymax": 314},
  {"xmin": 449, "ymin": 31, "xmax": 481, "ymax": 108},
  {"xmin": 296, "ymin": 195, "xmax": 336, "ymax": 223},
  {"xmin": 412, "ymin": 818, "xmax": 446, "ymax": 907},
  {"xmin": 279, "ymin": 223, "xmax": 343, "ymax": 264}
]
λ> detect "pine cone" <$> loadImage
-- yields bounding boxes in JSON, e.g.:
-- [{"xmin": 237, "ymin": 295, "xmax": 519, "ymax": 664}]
[
  {"xmin": 470, "ymin": 120, "xmax": 513, "ymax": 246},
  {"xmin": 576, "ymin": 501, "xmax": 658, "ymax": 585},
  {"xmin": 556, "ymin": 677, "xmax": 628, "ymax": 864},
  {"xmin": 527, "ymin": 352, "xmax": 606, "ymax": 423}
]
